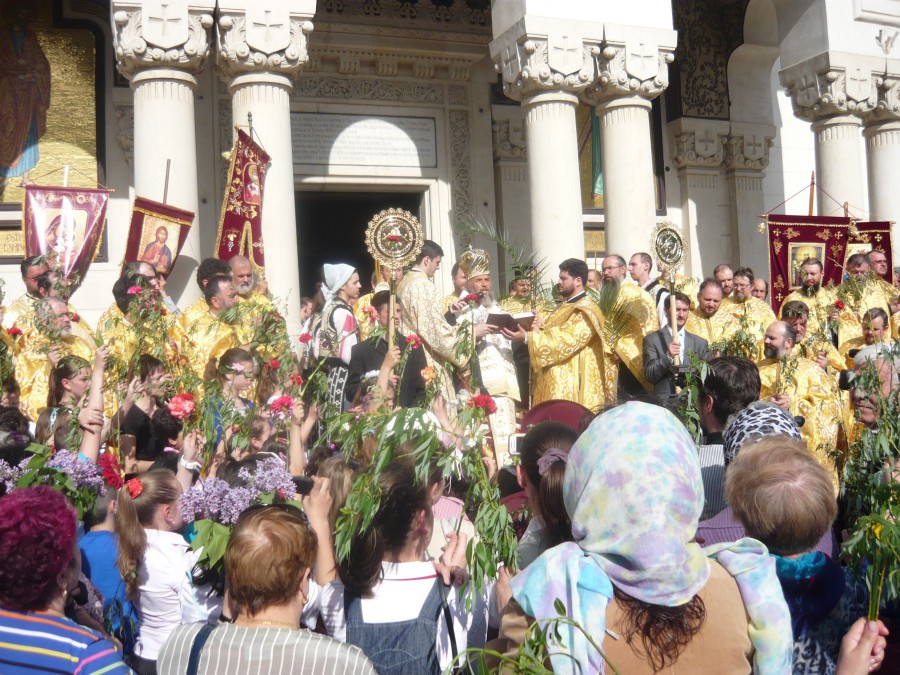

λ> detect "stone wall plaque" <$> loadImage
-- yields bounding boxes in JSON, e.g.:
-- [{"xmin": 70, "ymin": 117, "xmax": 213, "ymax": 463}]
[{"xmin": 291, "ymin": 112, "xmax": 437, "ymax": 168}]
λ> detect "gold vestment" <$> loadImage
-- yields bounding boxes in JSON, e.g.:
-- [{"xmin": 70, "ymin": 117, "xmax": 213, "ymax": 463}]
[
  {"xmin": 172, "ymin": 309, "xmax": 240, "ymax": 381},
  {"xmin": 529, "ymin": 295, "xmax": 610, "ymax": 412},
  {"xmin": 15, "ymin": 329, "xmax": 95, "ymax": 422}
]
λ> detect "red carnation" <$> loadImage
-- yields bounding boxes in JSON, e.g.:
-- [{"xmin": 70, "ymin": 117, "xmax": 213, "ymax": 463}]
[
  {"xmin": 406, "ymin": 334, "xmax": 422, "ymax": 349},
  {"xmin": 298, "ymin": 333, "xmax": 313, "ymax": 345},
  {"xmin": 268, "ymin": 358, "xmax": 280, "ymax": 370},
  {"xmin": 470, "ymin": 394, "xmax": 497, "ymax": 415},
  {"xmin": 835, "ymin": 300, "xmax": 846, "ymax": 310},
  {"xmin": 7, "ymin": 326, "xmax": 22, "ymax": 337},
  {"xmin": 127, "ymin": 285, "xmax": 143, "ymax": 295},
  {"xmin": 69, "ymin": 313, "xmax": 80, "ymax": 323},
  {"xmin": 463, "ymin": 294, "xmax": 479, "ymax": 303},
  {"xmin": 270, "ymin": 394, "xmax": 295, "ymax": 416},
  {"xmin": 98, "ymin": 453, "xmax": 124, "ymax": 490},
  {"xmin": 290, "ymin": 374, "xmax": 304, "ymax": 387},
  {"xmin": 167, "ymin": 393, "xmax": 195, "ymax": 421},
  {"xmin": 161, "ymin": 308, "xmax": 168, "ymax": 316}
]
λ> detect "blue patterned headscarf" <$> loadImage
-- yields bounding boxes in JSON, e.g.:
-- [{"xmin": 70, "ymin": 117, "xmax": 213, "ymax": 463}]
[{"xmin": 511, "ymin": 402, "xmax": 792, "ymax": 674}]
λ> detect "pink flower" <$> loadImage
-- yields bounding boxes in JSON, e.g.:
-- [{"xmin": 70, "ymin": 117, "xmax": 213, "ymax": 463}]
[
  {"xmin": 168, "ymin": 393, "xmax": 196, "ymax": 421},
  {"xmin": 406, "ymin": 334, "xmax": 422, "ymax": 349},
  {"xmin": 267, "ymin": 358, "xmax": 280, "ymax": 370},
  {"xmin": 364, "ymin": 305, "xmax": 378, "ymax": 323},
  {"xmin": 298, "ymin": 333, "xmax": 313, "ymax": 345},
  {"xmin": 7, "ymin": 326, "xmax": 22, "ymax": 337},
  {"xmin": 127, "ymin": 286, "xmax": 143, "ymax": 295},
  {"xmin": 270, "ymin": 395, "xmax": 294, "ymax": 416},
  {"xmin": 290, "ymin": 374, "xmax": 304, "ymax": 387}
]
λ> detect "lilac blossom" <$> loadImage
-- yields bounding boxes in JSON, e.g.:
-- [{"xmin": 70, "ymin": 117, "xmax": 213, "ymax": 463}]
[
  {"xmin": 180, "ymin": 477, "xmax": 255, "ymax": 526},
  {"xmin": 0, "ymin": 459, "xmax": 20, "ymax": 493},
  {"xmin": 49, "ymin": 451, "xmax": 106, "ymax": 496},
  {"xmin": 239, "ymin": 456, "xmax": 295, "ymax": 498}
]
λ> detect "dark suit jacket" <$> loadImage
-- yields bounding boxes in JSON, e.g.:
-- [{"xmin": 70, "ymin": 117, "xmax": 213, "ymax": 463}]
[
  {"xmin": 643, "ymin": 327, "xmax": 709, "ymax": 395},
  {"xmin": 347, "ymin": 333, "xmax": 427, "ymax": 407}
]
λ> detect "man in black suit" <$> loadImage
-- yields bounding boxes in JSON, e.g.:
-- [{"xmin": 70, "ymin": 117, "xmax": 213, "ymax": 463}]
[
  {"xmin": 644, "ymin": 291, "xmax": 709, "ymax": 396},
  {"xmin": 346, "ymin": 290, "xmax": 426, "ymax": 407}
]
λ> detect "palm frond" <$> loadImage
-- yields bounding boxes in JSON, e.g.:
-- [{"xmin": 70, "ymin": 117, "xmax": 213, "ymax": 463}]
[{"xmin": 585, "ymin": 284, "xmax": 631, "ymax": 345}]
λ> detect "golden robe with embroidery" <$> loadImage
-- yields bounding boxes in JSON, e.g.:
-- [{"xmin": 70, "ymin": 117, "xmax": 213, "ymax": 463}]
[
  {"xmin": 398, "ymin": 270, "xmax": 468, "ymax": 399},
  {"xmin": 499, "ymin": 295, "xmax": 556, "ymax": 317},
  {"xmin": 780, "ymin": 287, "xmax": 837, "ymax": 340},
  {"xmin": 758, "ymin": 356, "xmax": 842, "ymax": 483},
  {"xmin": 529, "ymin": 295, "xmax": 609, "ymax": 412},
  {"xmin": 172, "ymin": 310, "xmax": 240, "ymax": 381},
  {"xmin": 233, "ymin": 292, "xmax": 288, "ymax": 359},
  {"xmin": 15, "ymin": 330, "xmax": 95, "ymax": 422},
  {"xmin": 5, "ymin": 293, "xmax": 95, "ymax": 348},
  {"xmin": 685, "ymin": 308, "xmax": 738, "ymax": 347},
  {"xmin": 354, "ymin": 284, "xmax": 389, "ymax": 341},
  {"xmin": 604, "ymin": 283, "xmax": 658, "ymax": 392},
  {"xmin": 834, "ymin": 277, "xmax": 892, "ymax": 346},
  {"xmin": 796, "ymin": 334, "xmax": 845, "ymax": 373},
  {"xmin": 716, "ymin": 296, "xmax": 776, "ymax": 359}
]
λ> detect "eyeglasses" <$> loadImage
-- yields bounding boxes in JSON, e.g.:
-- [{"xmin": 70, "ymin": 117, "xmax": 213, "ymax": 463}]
[
  {"xmin": 732, "ymin": 282, "xmax": 750, "ymax": 290},
  {"xmin": 601, "ymin": 264, "xmax": 623, "ymax": 272}
]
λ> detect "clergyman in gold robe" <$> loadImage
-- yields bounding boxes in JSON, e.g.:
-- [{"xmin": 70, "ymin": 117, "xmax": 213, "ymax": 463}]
[
  {"xmin": 716, "ymin": 267, "xmax": 777, "ymax": 359},
  {"xmin": 599, "ymin": 254, "xmax": 658, "ymax": 396},
  {"xmin": 527, "ymin": 258, "xmax": 609, "ymax": 411},
  {"xmin": 757, "ymin": 321, "xmax": 842, "ymax": 484},
  {"xmin": 835, "ymin": 253, "xmax": 894, "ymax": 346},
  {"xmin": 779, "ymin": 257, "xmax": 837, "ymax": 341}
]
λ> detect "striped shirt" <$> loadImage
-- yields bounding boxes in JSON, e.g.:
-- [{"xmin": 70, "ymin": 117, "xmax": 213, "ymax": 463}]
[
  {"xmin": 157, "ymin": 622, "xmax": 376, "ymax": 675},
  {"xmin": 0, "ymin": 608, "xmax": 130, "ymax": 674}
]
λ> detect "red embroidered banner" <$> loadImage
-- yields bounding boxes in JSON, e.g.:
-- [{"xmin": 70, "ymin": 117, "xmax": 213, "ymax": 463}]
[
  {"xmin": 122, "ymin": 196, "xmax": 194, "ymax": 278},
  {"xmin": 22, "ymin": 185, "xmax": 108, "ymax": 286},
  {"xmin": 846, "ymin": 221, "xmax": 894, "ymax": 283},
  {"xmin": 765, "ymin": 214, "xmax": 852, "ymax": 314},
  {"xmin": 214, "ymin": 128, "xmax": 270, "ymax": 275}
]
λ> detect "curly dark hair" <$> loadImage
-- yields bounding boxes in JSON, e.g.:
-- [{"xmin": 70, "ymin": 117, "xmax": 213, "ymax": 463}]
[{"xmin": 0, "ymin": 486, "xmax": 77, "ymax": 611}]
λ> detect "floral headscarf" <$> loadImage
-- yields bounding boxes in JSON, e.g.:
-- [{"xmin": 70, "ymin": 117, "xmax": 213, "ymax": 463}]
[{"xmin": 511, "ymin": 402, "xmax": 791, "ymax": 674}]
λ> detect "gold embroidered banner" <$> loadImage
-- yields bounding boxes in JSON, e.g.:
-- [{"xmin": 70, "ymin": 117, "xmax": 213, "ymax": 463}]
[
  {"xmin": 214, "ymin": 128, "xmax": 270, "ymax": 275},
  {"xmin": 22, "ymin": 184, "xmax": 108, "ymax": 286},
  {"xmin": 123, "ymin": 196, "xmax": 194, "ymax": 278}
]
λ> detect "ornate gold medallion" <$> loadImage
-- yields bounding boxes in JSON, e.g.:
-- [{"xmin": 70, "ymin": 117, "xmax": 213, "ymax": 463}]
[{"xmin": 365, "ymin": 208, "xmax": 424, "ymax": 270}]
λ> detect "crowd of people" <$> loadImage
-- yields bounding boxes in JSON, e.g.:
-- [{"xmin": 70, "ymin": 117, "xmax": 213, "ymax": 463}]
[{"xmin": 0, "ymin": 237, "xmax": 898, "ymax": 675}]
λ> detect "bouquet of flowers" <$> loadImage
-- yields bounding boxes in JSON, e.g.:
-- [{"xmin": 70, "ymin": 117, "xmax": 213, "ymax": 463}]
[
  {"xmin": 180, "ymin": 456, "xmax": 299, "ymax": 575},
  {"xmin": 12, "ymin": 444, "xmax": 106, "ymax": 519}
]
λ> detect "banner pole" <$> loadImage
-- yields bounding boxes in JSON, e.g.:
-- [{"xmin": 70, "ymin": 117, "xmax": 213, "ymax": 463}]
[
  {"xmin": 163, "ymin": 159, "xmax": 171, "ymax": 204},
  {"xmin": 63, "ymin": 165, "xmax": 69, "ymax": 188},
  {"xmin": 808, "ymin": 171, "xmax": 815, "ymax": 216}
]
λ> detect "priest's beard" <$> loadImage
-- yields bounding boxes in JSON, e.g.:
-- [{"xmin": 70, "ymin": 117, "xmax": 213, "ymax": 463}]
[
  {"xmin": 601, "ymin": 277, "xmax": 621, "ymax": 291},
  {"xmin": 236, "ymin": 281, "xmax": 254, "ymax": 295},
  {"xmin": 479, "ymin": 292, "xmax": 495, "ymax": 308},
  {"xmin": 763, "ymin": 344, "xmax": 782, "ymax": 359},
  {"xmin": 803, "ymin": 283, "xmax": 820, "ymax": 295}
]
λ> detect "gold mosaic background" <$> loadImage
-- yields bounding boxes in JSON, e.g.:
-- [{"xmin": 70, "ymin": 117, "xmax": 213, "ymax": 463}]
[{"xmin": 0, "ymin": 0, "xmax": 98, "ymax": 206}]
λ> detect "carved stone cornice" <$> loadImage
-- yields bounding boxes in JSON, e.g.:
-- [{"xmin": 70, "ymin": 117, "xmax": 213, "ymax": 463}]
[
  {"xmin": 723, "ymin": 132, "xmax": 773, "ymax": 172},
  {"xmin": 303, "ymin": 47, "xmax": 476, "ymax": 81},
  {"xmin": 490, "ymin": 25, "xmax": 598, "ymax": 100},
  {"xmin": 319, "ymin": 0, "xmax": 490, "ymax": 34},
  {"xmin": 112, "ymin": 3, "xmax": 213, "ymax": 82},
  {"xmin": 217, "ymin": 9, "xmax": 314, "ymax": 84},
  {"xmin": 492, "ymin": 119, "xmax": 526, "ymax": 160},
  {"xmin": 581, "ymin": 27, "xmax": 676, "ymax": 106},
  {"xmin": 779, "ymin": 52, "xmax": 883, "ymax": 121}
]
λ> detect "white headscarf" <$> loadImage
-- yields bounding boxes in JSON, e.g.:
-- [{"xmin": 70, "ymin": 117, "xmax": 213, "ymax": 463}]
[{"xmin": 322, "ymin": 263, "xmax": 355, "ymax": 302}]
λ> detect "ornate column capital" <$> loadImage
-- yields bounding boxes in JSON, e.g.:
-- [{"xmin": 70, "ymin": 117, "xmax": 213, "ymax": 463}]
[
  {"xmin": 724, "ymin": 124, "xmax": 775, "ymax": 172},
  {"xmin": 489, "ymin": 23, "xmax": 599, "ymax": 101},
  {"xmin": 865, "ymin": 67, "xmax": 900, "ymax": 124},
  {"xmin": 112, "ymin": 1, "xmax": 213, "ymax": 83},
  {"xmin": 216, "ymin": 5, "xmax": 315, "ymax": 87},
  {"xmin": 580, "ymin": 26, "xmax": 676, "ymax": 106},
  {"xmin": 669, "ymin": 119, "xmax": 729, "ymax": 171},
  {"xmin": 780, "ymin": 52, "xmax": 884, "ymax": 122}
]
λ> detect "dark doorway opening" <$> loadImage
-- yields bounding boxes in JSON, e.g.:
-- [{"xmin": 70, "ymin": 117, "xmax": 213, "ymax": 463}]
[{"xmin": 295, "ymin": 191, "xmax": 422, "ymax": 297}]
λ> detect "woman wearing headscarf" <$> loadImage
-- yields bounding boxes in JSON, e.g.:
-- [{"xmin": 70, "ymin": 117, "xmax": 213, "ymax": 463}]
[
  {"xmin": 494, "ymin": 401, "xmax": 793, "ymax": 674},
  {"xmin": 313, "ymin": 263, "xmax": 361, "ymax": 409}
]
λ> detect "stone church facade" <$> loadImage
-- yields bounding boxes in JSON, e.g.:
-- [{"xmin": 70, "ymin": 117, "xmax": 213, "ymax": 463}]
[{"xmin": 1, "ymin": 0, "xmax": 899, "ymax": 334}]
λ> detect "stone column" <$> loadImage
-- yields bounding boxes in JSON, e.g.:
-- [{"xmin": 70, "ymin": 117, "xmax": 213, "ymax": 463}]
[
  {"xmin": 491, "ymin": 114, "xmax": 531, "ymax": 285},
  {"xmin": 669, "ymin": 118, "xmax": 729, "ymax": 273},
  {"xmin": 865, "ymin": 71, "xmax": 900, "ymax": 260},
  {"xmin": 582, "ymin": 28, "xmax": 676, "ymax": 258},
  {"xmin": 112, "ymin": 1, "xmax": 214, "ymax": 301},
  {"xmin": 724, "ymin": 125, "xmax": 775, "ymax": 278},
  {"xmin": 489, "ymin": 24, "xmax": 597, "ymax": 270},
  {"xmin": 780, "ymin": 54, "xmax": 880, "ymax": 218},
  {"xmin": 217, "ymin": 2, "xmax": 315, "ymax": 336}
]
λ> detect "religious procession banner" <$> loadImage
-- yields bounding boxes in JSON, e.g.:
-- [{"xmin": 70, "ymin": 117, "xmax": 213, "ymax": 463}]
[
  {"xmin": 214, "ymin": 128, "xmax": 270, "ymax": 276},
  {"xmin": 845, "ymin": 221, "xmax": 894, "ymax": 282},
  {"xmin": 122, "ymin": 196, "xmax": 194, "ymax": 278},
  {"xmin": 22, "ymin": 184, "xmax": 108, "ymax": 284},
  {"xmin": 764, "ymin": 214, "xmax": 852, "ymax": 314}
]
